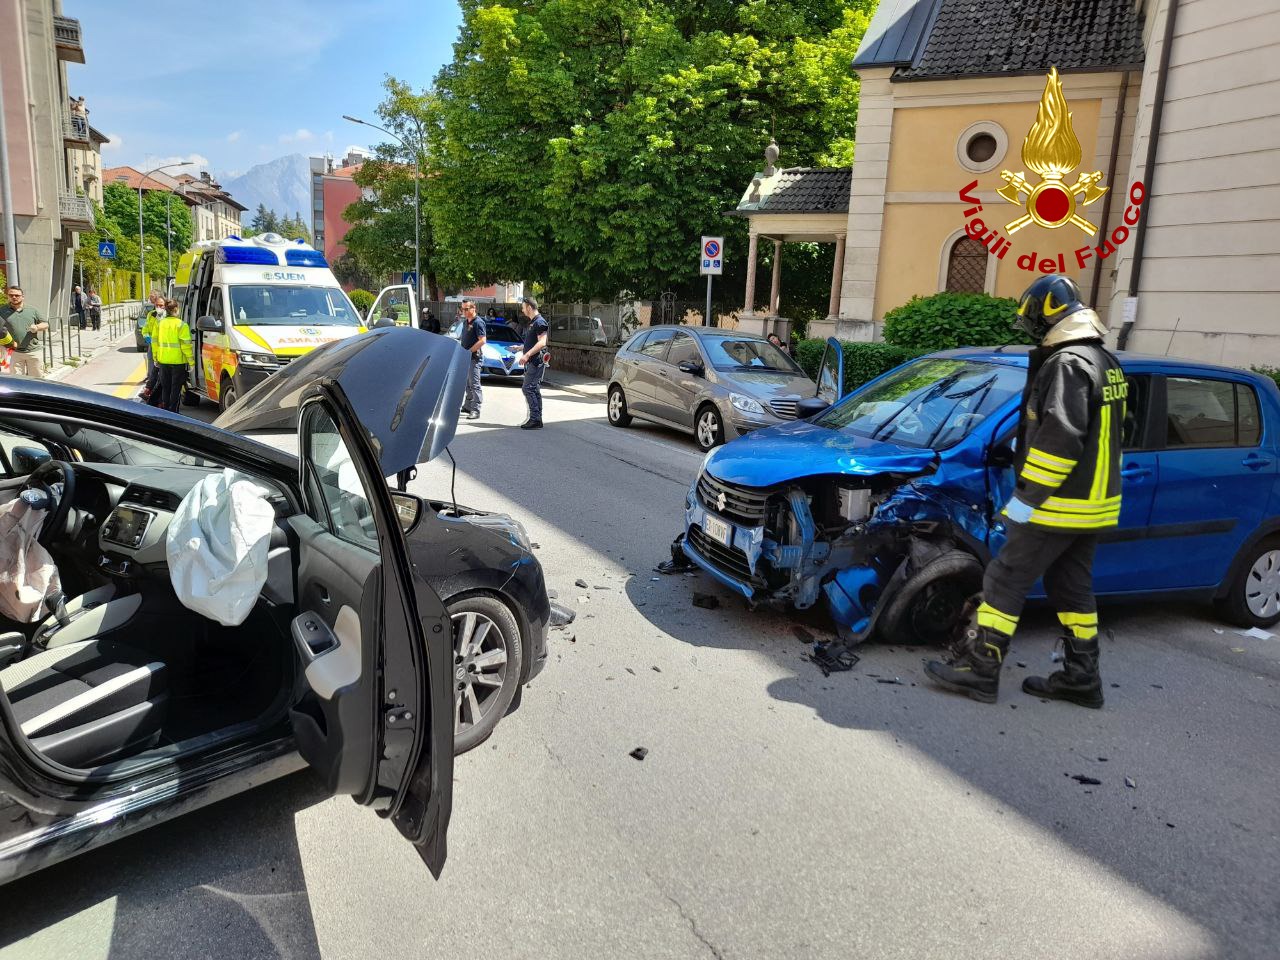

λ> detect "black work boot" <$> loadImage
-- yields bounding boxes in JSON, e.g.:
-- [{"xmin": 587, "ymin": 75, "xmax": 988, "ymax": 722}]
[
  {"xmin": 924, "ymin": 625, "xmax": 1010, "ymax": 704},
  {"xmin": 1022, "ymin": 636, "xmax": 1104, "ymax": 708}
]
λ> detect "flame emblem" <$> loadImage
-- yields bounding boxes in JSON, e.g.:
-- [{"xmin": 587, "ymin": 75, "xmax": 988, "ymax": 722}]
[{"xmin": 997, "ymin": 68, "xmax": 1108, "ymax": 236}]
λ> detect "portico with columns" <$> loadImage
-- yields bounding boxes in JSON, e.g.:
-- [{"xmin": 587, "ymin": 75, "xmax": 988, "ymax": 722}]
[{"xmin": 729, "ymin": 141, "xmax": 851, "ymax": 343}]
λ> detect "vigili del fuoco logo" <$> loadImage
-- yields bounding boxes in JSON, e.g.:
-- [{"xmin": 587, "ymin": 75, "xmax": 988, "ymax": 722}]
[{"xmin": 958, "ymin": 67, "xmax": 1146, "ymax": 274}]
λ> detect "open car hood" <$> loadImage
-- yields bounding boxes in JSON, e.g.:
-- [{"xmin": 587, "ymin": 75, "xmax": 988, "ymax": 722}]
[
  {"xmin": 214, "ymin": 328, "xmax": 469, "ymax": 476},
  {"xmin": 705, "ymin": 420, "xmax": 939, "ymax": 488}
]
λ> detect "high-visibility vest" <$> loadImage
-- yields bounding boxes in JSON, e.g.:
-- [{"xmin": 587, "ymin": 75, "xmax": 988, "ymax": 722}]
[{"xmin": 154, "ymin": 315, "xmax": 193, "ymax": 366}]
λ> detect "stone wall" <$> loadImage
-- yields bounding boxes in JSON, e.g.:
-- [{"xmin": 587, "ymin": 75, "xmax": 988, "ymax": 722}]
[{"xmin": 549, "ymin": 343, "xmax": 618, "ymax": 379}]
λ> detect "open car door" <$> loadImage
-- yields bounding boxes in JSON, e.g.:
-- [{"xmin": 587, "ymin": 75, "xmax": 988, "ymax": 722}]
[
  {"xmin": 232, "ymin": 329, "xmax": 468, "ymax": 876},
  {"xmin": 816, "ymin": 337, "xmax": 845, "ymax": 405},
  {"xmin": 367, "ymin": 284, "xmax": 419, "ymax": 328}
]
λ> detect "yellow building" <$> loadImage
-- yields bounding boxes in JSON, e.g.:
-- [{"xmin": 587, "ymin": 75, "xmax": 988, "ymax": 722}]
[{"xmin": 736, "ymin": 0, "xmax": 1280, "ymax": 367}]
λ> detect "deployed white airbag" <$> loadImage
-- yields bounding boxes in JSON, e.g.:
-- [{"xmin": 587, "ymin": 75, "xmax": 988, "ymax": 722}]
[
  {"xmin": 0, "ymin": 495, "xmax": 61, "ymax": 623},
  {"xmin": 167, "ymin": 469, "xmax": 275, "ymax": 627}
]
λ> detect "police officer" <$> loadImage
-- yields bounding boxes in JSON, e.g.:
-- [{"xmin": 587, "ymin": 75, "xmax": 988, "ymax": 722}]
[
  {"xmin": 925, "ymin": 275, "xmax": 1124, "ymax": 708},
  {"xmin": 458, "ymin": 299, "xmax": 485, "ymax": 420},
  {"xmin": 515, "ymin": 296, "xmax": 548, "ymax": 430},
  {"xmin": 152, "ymin": 298, "xmax": 193, "ymax": 413}
]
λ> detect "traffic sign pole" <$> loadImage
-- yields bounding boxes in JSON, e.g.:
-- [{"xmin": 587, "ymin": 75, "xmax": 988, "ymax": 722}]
[
  {"xmin": 706, "ymin": 275, "xmax": 713, "ymax": 328},
  {"xmin": 699, "ymin": 235, "xmax": 725, "ymax": 327}
]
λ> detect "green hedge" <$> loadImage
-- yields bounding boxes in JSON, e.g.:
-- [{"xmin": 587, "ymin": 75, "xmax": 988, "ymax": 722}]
[
  {"xmin": 882, "ymin": 291, "xmax": 1026, "ymax": 351},
  {"xmin": 794, "ymin": 338, "xmax": 920, "ymax": 393},
  {"xmin": 1253, "ymin": 366, "xmax": 1280, "ymax": 390},
  {"xmin": 348, "ymin": 288, "xmax": 375, "ymax": 315}
]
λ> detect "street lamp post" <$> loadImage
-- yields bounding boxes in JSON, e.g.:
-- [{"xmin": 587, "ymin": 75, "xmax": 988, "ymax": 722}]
[
  {"xmin": 343, "ymin": 114, "xmax": 423, "ymax": 305},
  {"xmin": 136, "ymin": 162, "xmax": 192, "ymax": 298}
]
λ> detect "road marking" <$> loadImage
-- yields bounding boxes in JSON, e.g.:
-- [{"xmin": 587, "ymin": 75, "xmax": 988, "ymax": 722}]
[{"xmin": 112, "ymin": 360, "xmax": 147, "ymax": 399}]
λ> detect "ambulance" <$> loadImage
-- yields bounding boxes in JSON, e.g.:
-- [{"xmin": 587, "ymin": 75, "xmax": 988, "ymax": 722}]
[{"xmin": 175, "ymin": 233, "xmax": 396, "ymax": 410}]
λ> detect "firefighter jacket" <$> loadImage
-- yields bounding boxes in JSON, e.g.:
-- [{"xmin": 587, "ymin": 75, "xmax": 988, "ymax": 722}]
[
  {"xmin": 153, "ymin": 315, "xmax": 193, "ymax": 366},
  {"xmin": 1011, "ymin": 336, "xmax": 1125, "ymax": 530}
]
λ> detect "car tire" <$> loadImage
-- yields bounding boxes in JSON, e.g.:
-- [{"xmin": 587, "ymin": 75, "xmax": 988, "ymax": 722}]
[
  {"xmin": 448, "ymin": 593, "xmax": 524, "ymax": 754},
  {"xmin": 218, "ymin": 375, "xmax": 238, "ymax": 413},
  {"xmin": 607, "ymin": 385, "xmax": 633, "ymax": 427},
  {"xmin": 1216, "ymin": 535, "xmax": 1280, "ymax": 628},
  {"xmin": 876, "ymin": 551, "xmax": 984, "ymax": 646},
  {"xmin": 694, "ymin": 404, "xmax": 725, "ymax": 451}
]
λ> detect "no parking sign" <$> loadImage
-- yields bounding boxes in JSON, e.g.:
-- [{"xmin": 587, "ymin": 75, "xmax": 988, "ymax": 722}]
[{"xmin": 700, "ymin": 236, "xmax": 724, "ymax": 276}]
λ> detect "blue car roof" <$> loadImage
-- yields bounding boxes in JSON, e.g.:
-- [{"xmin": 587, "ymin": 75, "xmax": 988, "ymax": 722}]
[{"xmin": 941, "ymin": 345, "xmax": 1266, "ymax": 381}]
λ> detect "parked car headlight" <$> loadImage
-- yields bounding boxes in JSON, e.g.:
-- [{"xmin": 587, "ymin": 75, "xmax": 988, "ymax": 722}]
[
  {"xmin": 729, "ymin": 393, "xmax": 766, "ymax": 416},
  {"xmin": 236, "ymin": 351, "xmax": 276, "ymax": 369}
]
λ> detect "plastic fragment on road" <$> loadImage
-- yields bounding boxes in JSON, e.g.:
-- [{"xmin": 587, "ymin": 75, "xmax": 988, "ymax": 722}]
[
  {"xmin": 1070, "ymin": 774, "xmax": 1102, "ymax": 785},
  {"xmin": 574, "ymin": 578, "xmax": 588, "ymax": 588},
  {"xmin": 809, "ymin": 641, "xmax": 859, "ymax": 677},
  {"xmin": 692, "ymin": 593, "xmax": 720, "ymax": 610},
  {"xmin": 166, "ymin": 468, "xmax": 274, "ymax": 627},
  {"xmin": 629, "ymin": 747, "xmax": 648, "ymax": 761},
  {"xmin": 1237, "ymin": 627, "xmax": 1275, "ymax": 640},
  {"xmin": 1125, "ymin": 776, "xmax": 1137, "ymax": 789}
]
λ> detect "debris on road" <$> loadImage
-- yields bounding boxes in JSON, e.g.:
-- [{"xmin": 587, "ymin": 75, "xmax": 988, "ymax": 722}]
[
  {"xmin": 809, "ymin": 641, "xmax": 859, "ymax": 677},
  {"xmin": 692, "ymin": 593, "xmax": 720, "ymax": 610},
  {"xmin": 625, "ymin": 667, "xmax": 636, "ymax": 675},
  {"xmin": 792, "ymin": 626, "xmax": 817, "ymax": 645},
  {"xmin": 575, "ymin": 578, "xmax": 588, "ymax": 588},
  {"xmin": 629, "ymin": 747, "xmax": 648, "ymax": 761},
  {"xmin": 549, "ymin": 600, "xmax": 577, "ymax": 627},
  {"xmin": 1070, "ymin": 774, "xmax": 1102, "ymax": 785},
  {"xmin": 876, "ymin": 677, "xmax": 905, "ymax": 685},
  {"xmin": 655, "ymin": 533, "xmax": 698, "ymax": 575},
  {"xmin": 1125, "ymin": 776, "xmax": 1137, "ymax": 789},
  {"xmin": 652, "ymin": 665, "xmax": 661, "ymax": 672},
  {"xmin": 1237, "ymin": 626, "xmax": 1275, "ymax": 641}
]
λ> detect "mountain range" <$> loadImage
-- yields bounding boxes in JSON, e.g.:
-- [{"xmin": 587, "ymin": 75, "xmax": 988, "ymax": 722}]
[{"xmin": 220, "ymin": 154, "xmax": 312, "ymax": 226}]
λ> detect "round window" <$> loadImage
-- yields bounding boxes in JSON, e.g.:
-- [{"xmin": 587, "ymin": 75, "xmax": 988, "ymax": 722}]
[
  {"xmin": 955, "ymin": 122, "xmax": 1008, "ymax": 174},
  {"xmin": 966, "ymin": 133, "xmax": 998, "ymax": 164}
]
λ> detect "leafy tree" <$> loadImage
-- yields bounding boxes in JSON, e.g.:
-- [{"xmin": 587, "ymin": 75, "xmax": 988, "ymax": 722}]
[
  {"xmin": 277, "ymin": 211, "xmax": 312, "ymax": 244},
  {"xmin": 342, "ymin": 79, "xmax": 447, "ymax": 299},
  {"xmin": 101, "ymin": 182, "xmax": 193, "ymax": 274},
  {"xmin": 331, "ymin": 251, "xmax": 376, "ymax": 290},
  {"xmin": 250, "ymin": 204, "xmax": 279, "ymax": 234},
  {"xmin": 426, "ymin": 0, "xmax": 872, "ymax": 302}
]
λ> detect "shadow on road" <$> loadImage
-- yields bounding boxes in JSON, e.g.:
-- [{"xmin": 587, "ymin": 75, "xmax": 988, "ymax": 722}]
[{"xmin": 0, "ymin": 775, "xmax": 329, "ymax": 960}]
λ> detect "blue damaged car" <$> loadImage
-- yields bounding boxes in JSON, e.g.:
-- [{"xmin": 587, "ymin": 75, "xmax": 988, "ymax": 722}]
[{"xmin": 680, "ymin": 341, "xmax": 1280, "ymax": 644}]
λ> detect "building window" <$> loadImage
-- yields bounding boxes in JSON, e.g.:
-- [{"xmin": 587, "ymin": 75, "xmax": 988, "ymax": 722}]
[
  {"xmin": 945, "ymin": 236, "xmax": 988, "ymax": 293},
  {"xmin": 956, "ymin": 121, "xmax": 1008, "ymax": 174}
]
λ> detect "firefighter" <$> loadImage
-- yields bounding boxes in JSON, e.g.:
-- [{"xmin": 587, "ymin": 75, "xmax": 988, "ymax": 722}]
[{"xmin": 925, "ymin": 274, "xmax": 1124, "ymax": 708}]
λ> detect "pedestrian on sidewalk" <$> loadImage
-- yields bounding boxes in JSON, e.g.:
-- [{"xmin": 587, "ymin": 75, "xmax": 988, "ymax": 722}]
[
  {"xmin": 152, "ymin": 299, "xmax": 192, "ymax": 413},
  {"xmin": 515, "ymin": 296, "xmax": 548, "ymax": 430},
  {"xmin": 458, "ymin": 299, "xmax": 485, "ymax": 420},
  {"xmin": 86, "ymin": 289, "xmax": 102, "ymax": 330},
  {"xmin": 72, "ymin": 285, "xmax": 87, "ymax": 330},
  {"xmin": 0, "ymin": 286, "xmax": 48, "ymax": 379}
]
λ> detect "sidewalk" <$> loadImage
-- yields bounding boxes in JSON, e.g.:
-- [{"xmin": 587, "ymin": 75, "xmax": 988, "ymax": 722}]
[
  {"xmin": 543, "ymin": 367, "xmax": 608, "ymax": 400},
  {"xmin": 43, "ymin": 326, "xmax": 136, "ymax": 383}
]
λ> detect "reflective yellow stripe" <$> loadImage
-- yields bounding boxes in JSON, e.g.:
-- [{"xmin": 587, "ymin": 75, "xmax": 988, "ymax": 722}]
[
  {"xmin": 976, "ymin": 602, "xmax": 1018, "ymax": 637},
  {"xmin": 235, "ymin": 325, "xmax": 273, "ymax": 352},
  {"xmin": 1027, "ymin": 448, "xmax": 1076, "ymax": 470},
  {"xmin": 1091, "ymin": 404, "xmax": 1112, "ymax": 501},
  {"xmin": 1029, "ymin": 509, "xmax": 1120, "ymax": 529},
  {"xmin": 1058, "ymin": 612, "xmax": 1099, "ymax": 639},
  {"xmin": 1021, "ymin": 464, "xmax": 1067, "ymax": 487},
  {"xmin": 1042, "ymin": 495, "xmax": 1121, "ymax": 513}
]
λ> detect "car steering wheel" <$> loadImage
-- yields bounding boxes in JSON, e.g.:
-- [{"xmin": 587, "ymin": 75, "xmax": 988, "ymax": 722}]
[{"xmin": 23, "ymin": 460, "xmax": 76, "ymax": 547}]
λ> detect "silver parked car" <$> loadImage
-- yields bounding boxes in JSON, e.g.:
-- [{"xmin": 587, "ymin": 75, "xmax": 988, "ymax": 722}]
[{"xmin": 607, "ymin": 326, "xmax": 816, "ymax": 450}]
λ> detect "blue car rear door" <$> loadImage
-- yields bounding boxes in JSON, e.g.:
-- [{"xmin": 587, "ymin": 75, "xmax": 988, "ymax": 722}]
[
  {"xmin": 1092, "ymin": 373, "xmax": 1160, "ymax": 593},
  {"xmin": 1138, "ymin": 373, "xmax": 1275, "ymax": 589}
]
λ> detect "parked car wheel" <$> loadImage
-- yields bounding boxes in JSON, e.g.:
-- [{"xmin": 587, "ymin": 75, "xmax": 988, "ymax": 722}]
[
  {"xmin": 607, "ymin": 385, "xmax": 633, "ymax": 427},
  {"xmin": 218, "ymin": 375, "xmax": 238, "ymax": 413},
  {"xmin": 876, "ymin": 551, "xmax": 984, "ymax": 645},
  {"xmin": 695, "ymin": 404, "xmax": 724, "ymax": 451},
  {"xmin": 448, "ymin": 593, "xmax": 523, "ymax": 754},
  {"xmin": 1217, "ymin": 535, "xmax": 1280, "ymax": 628}
]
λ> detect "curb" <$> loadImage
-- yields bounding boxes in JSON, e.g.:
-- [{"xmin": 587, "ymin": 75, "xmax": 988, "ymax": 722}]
[{"xmin": 544, "ymin": 377, "xmax": 607, "ymax": 401}]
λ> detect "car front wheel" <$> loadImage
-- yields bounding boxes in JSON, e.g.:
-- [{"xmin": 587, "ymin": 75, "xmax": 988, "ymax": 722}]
[
  {"xmin": 695, "ymin": 404, "xmax": 724, "ymax": 451},
  {"xmin": 219, "ymin": 375, "xmax": 238, "ymax": 412},
  {"xmin": 607, "ymin": 385, "xmax": 632, "ymax": 426},
  {"xmin": 1217, "ymin": 535, "xmax": 1280, "ymax": 628},
  {"xmin": 448, "ymin": 593, "xmax": 524, "ymax": 754}
]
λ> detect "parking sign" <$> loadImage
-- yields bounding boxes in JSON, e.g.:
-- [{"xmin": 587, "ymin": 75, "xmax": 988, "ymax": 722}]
[{"xmin": 700, "ymin": 237, "xmax": 724, "ymax": 276}]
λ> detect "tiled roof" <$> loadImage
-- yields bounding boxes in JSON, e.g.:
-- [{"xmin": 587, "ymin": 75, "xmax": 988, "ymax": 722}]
[
  {"xmin": 854, "ymin": 0, "xmax": 1145, "ymax": 80},
  {"xmin": 733, "ymin": 167, "xmax": 852, "ymax": 216}
]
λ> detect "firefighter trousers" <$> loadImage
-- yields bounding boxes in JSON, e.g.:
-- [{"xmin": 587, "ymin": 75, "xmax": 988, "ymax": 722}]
[{"xmin": 977, "ymin": 523, "xmax": 1099, "ymax": 642}]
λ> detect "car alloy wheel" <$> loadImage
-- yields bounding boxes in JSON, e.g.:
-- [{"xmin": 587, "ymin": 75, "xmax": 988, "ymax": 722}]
[
  {"xmin": 448, "ymin": 593, "xmax": 523, "ymax": 753},
  {"xmin": 219, "ymin": 377, "xmax": 238, "ymax": 412},
  {"xmin": 608, "ymin": 385, "xmax": 632, "ymax": 426},
  {"xmin": 1245, "ymin": 548, "xmax": 1280, "ymax": 619},
  {"xmin": 696, "ymin": 406, "xmax": 723, "ymax": 451}
]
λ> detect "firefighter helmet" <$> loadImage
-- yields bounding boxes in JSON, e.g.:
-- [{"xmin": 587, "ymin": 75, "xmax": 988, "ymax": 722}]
[{"xmin": 1014, "ymin": 274, "xmax": 1089, "ymax": 342}]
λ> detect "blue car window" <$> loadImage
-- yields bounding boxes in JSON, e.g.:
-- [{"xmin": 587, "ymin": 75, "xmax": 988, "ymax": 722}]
[
  {"xmin": 1166, "ymin": 377, "xmax": 1260, "ymax": 448},
  {"xmin": 816, "ymin": 358, "xmax": 1025, "ymax": 450}
]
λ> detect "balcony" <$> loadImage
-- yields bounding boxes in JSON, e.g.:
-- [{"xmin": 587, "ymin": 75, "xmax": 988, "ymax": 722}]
[
  {"xmin": 63, "ymin": 113, "xmax": 90, "ymax": 146},
  {"xmin": 53, "ymin": 16, "xmax": 85, "ymax": 63},
  {"xmin": 59, "ymin": 191, "xmax": 95, "ymax": 230}
]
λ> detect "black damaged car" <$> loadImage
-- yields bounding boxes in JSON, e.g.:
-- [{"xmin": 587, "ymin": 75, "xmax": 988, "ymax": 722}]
[{"xmin": 0, "ymin": 327, "xmax": 549, "ymax": 884}]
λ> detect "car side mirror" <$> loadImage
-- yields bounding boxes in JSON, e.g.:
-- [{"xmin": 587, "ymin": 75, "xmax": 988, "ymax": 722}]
[
  {"xmin": 988, "ymin": 440, "xmax": 1016, "ymax": 468},
  {"xmin": 389, "ymin": 491, "xmax": 423, "ymax": 534},
  {"xmin": 678, "ymin": 360, "xmax": 704, "ymax": 376},
  {"xmin": 796, "ymin": 397, "xmax": 830, "ymax": 419},
  {"xmin": 196, "ymin": 315, "xmax": 224, "ymax": 334}
]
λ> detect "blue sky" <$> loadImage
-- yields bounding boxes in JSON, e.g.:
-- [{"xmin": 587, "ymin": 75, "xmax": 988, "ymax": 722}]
[{"xmin": 73, "ymin": 0, "xmax": 462, "ymax": 178}]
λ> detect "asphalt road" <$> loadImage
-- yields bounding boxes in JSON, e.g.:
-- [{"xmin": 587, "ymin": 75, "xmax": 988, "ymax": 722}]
[{"xmin": 3, "ymin": 335, "xmax": 1278, "ymax": 960}]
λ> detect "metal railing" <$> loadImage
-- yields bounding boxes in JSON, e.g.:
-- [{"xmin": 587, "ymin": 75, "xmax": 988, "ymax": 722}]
[
  {"xmin": 30, "ymin": 300, "xmax": 144, "ymax": 372},
  {"xmin": 53, "ymin": 16, "xmax": 83, "ymax": 47},
  {"xmin": 58, "ymin": 192, "xmax": 95, "ymax": 229},
  {"xmin": 63, "ymin": 113, "xmax": 90, "ymax": 144}
]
